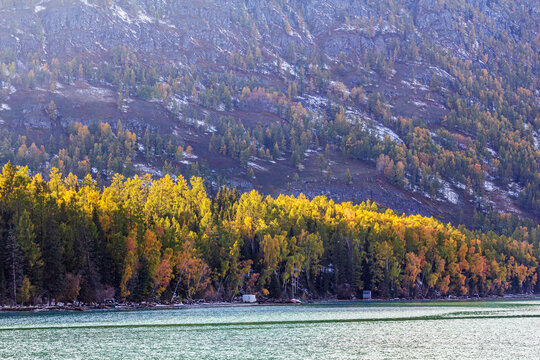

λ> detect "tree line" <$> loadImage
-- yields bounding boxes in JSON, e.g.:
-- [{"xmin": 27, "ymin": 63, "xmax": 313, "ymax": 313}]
[{"xmin": 0, "ymin": 162, "xmax": 538, "ymax": 305}]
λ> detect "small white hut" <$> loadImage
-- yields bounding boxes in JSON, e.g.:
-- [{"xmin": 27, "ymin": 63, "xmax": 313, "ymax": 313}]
[{"xmin": 242, "ymin": 294, "xmax": 257, "ymax": 303}]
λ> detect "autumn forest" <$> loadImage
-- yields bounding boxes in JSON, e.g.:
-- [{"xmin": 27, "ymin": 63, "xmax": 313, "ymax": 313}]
[{"xmin": 0, "ymin": 162, "xmax": 538, "ymax": 305}]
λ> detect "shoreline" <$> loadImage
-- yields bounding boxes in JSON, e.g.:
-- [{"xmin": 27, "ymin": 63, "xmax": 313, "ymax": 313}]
[{"xmin": 1, "ymin": 294, "xmax": 538, "ymax": 313}]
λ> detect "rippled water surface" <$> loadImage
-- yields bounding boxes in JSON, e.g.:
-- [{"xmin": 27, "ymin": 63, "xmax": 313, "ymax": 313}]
[{"xmin": 1, "ymin": 300, "xmax": 539, "ymax": 359}]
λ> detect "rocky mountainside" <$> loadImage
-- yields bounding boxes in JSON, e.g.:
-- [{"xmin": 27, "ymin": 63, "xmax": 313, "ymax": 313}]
[{"xmin": 0, "ymin": 0, "xmax": 538, "ymax": 229}]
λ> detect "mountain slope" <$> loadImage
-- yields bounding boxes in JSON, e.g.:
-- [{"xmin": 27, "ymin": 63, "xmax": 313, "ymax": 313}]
[{"xmin": 0, "ymin": 0, "xmax": 538, "ymax": 228}]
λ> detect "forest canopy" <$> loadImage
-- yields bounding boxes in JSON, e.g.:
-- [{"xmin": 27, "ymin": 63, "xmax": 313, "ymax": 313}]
[{"xmin": 0, "ymin": 162, "xmax": 538, "ymax": 305}]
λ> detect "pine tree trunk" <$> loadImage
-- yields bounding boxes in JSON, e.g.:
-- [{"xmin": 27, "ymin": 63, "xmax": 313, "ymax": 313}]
[{"xmin": 11, "ymin": 254, "xmax": 17, "ymax": 305}]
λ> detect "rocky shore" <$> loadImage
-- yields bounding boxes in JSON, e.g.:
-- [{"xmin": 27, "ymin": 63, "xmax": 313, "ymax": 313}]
[{"xmin": 1, "ymin": 294, "xmax": 538, "ymax": 313}]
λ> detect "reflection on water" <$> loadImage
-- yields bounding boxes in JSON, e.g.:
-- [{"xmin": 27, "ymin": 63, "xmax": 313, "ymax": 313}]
[{"xmin": 1, "ymin": 300, "xmax": 539, "ymax": 359}]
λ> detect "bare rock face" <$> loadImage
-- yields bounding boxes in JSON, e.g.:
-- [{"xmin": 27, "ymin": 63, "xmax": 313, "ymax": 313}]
[{"xmin": 2, "ymin": 0, "xmax": 521, "ymax": 68}]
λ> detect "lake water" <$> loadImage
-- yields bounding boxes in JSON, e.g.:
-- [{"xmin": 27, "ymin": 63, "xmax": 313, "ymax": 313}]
[{"xmin": 1, "ymin": 300, "xmax": 539, "ymax": 359}]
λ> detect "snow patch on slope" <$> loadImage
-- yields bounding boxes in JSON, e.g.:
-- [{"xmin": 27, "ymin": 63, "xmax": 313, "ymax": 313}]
[
  {"xmin": 134, "ymin": 163, "xmax": 162, "ymax": 177},
  {"xmin": 369, "ymin": 123, "xmax": 403, "ymax": 144},
  {"xmin": 486, "ymin": 147, "xmax": 498, "ymax": 157},
  {"xmin": 248, "ymin": 161, "xmax": 268, "ymax": 172},
  {"xmin": 184, "ymin": 152, "xmax": 198, "ymax": 160},
  {"xmin": 137, "ymin": 10, "xmax": 152, "ymax": 23},
  {"xmin": 484, "ymin": 181, "xmax": 495, "ymax": 192},
  {"xmin": 1, "ymin": 81, "xmax": 16, "ymax": 95},
  {"xmin": 79, "ymin": 0, "xmax": 97, "ymax": 9},
  {"xmin": 429, "ymin": 66, "xmax": 455, "ymax": 81},
  {"xmin": 507, "ymin": 182, "xmax": 522, "ymax": 198},
  {"xmin": 111, "ymin": 4, "xmax": 132, "ymax": 23},
  {"xmin": 298, "ymin": 95, "xmax": 327, "ymax": 112},
  {"xmin": 274, "ymin": 59, "xmax": 296, "ymax": 76},
  {"xmin": 440, "ymin": 179, "xmax": 459, "ymax": 204},
  {"xmin": 412, "ymin": 100, "xmax": 428, "ymax": 108},
  {"xmin": 108, "ymin": 3, "xmax": 153, "ymax": 25},
  {"xmin": 74, "ymin": 86, "xmax": 114, "ymax": 101}
]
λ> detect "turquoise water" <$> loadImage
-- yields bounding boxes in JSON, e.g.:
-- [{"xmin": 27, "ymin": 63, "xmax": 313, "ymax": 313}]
[{"xmin": 1, "ymin": 300, "xmax": 539, "ymax": 359}]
